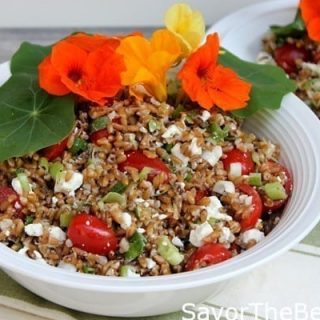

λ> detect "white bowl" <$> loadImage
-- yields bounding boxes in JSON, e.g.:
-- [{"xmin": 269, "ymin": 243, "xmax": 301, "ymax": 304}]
[
  {"xmin": 1, "ymin": 59, "xmax": 320, "ymax": 317},
  {"xmin": 206, "ymin": 0, "xmax": 299, "ymax": 61}
]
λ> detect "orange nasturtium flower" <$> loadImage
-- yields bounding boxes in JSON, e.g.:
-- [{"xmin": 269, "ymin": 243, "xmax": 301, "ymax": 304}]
[
  {"xmin": 165, "ymin": 3, "xmax": 205, "ymax": 57},
  {"xmin": 300, "ymin": 0, "xmax": 320, "ymax": 42},
  {"xmin": 38, "ymin": 34, "xmax": 125, "ymax": 105},
  {"xmin": 178, "ymin": 33, "xmax": 252, "ymax": 111},
  {"xmin": 116, "ymin": 29, "xmax": 181, "ymax": 102}
]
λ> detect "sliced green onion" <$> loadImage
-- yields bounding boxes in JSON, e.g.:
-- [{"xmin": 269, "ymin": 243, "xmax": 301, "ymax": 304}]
[
  {"xmin": 83, "ymin": 265, "xmax": 96, "ymax": 274},
  {"xmin": 163, "ymin": 143, "xmax": 173, "ymax": 153},
  {"xmin": 25, "ymin": 215, "xmax": 34, "ymax": 225},
  {"xmin": 185, "ymin": 111, "xmax": 197, "ymax": 124},
  {"xmin": 49, "ymin": 162, "xmax": 64, "ymax": 180},
  {"xmin": 263, "ymin": 182, "xmax": 287, "ymax": 200},
  {"xmin": 148, "ymin": 119, "xmax": 160, "ymax": 133},
  {"xmin": 171, "ymin": 104, "xmax": 185, "ymax": 120},
  {"xmin": 139, "ymin": 167, "xmax": 152, "ymax": 181},
  {"xmin": 69, "ymin": 137, "xmax": 88, "ymax": 155},
  {"xmin": 60, "ymin": 212, "xmax": 74, "ymax": 228},
  {"xmin": 252, "ymin": 152, "xmax": 260, "ymax": 165},
  {"xmin": 184, "ymin": 171, "xmax": 193, "ymax": 182},
  {"xmin": 125, "ymin": 232, "xmax": 146, "ymax": 261},
  {"xmin": 17, "ymin": 173, "xmax": 31, "ymax": 194},
  {"xmin": 120, "ymin": 265, "xmax": 139, "ymax": 277},
  {"xmin": 39, "ymin": 157, "xmax": 49, "ymax": 173},
  {"xmin": 134, "ymin": 206, "xmax": 142, "ymax": 219},
  {"xmin": 110, "ymin": 181, "xmax": 127, "ymax": 194},
  {"xmin": 248, "ymin": 173, "xmax": 262, "ymax": 187},
  {"xmin": 90, "ymin": 116, "xmax": 109, "ymax": 133},
  {"xmin": 15, "ymin": 168, "xmax": 25, "ymax": 175},
  {"xmin": 157, "ymin": 236, "xmax": 184, "ymax": 266},
  {"xmin": 208, "ymin": 123, "xmax": 229, "ymax": 143},
  {"xmin": 102, "ymin": 192, "xmax": 126, "ymax": 208},
  {"xmin": 208, "ymin": 217, "xmax": 217, "ymax": 226}
]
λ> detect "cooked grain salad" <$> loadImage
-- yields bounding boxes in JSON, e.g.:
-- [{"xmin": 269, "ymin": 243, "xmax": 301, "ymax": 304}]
[{"xmin": 0, "ymin": 96, "xmax": 293, "ymax": 276}]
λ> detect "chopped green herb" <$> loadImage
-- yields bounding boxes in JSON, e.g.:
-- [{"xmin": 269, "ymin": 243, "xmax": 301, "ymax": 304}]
[
  {"xmin": 17, "ymin": 172, "xmax": 31, "ymax": 194},
  {"xmin": 148, "ymin": 119, "xmax": 160, "ymax": 133},
  {"xmin": 125, "ymin": 232, "xmax": 147, "ymax": 261},
  {"xmin": 157, "ymin": 236, "xmax": 184, "ymax": 266},
  {"xmin": 83, "ymin": 265, "xmax": 96, "ymax": 274},
  {"xmin": 90, "ymin": 116, "xmax": 109, "ymax": 133},
  {"xmin": 49, "ymin": 162, "xmax": 64, "ymax": 180},
  {"xmin": 248, "ymin": 173, "xmax": 262, "ymax": 187},
  {"xmin": 263, "ymin": 182, "xmax": 287, "ymax": 201},
  {"xmin": 110, "ymin": 181, "xmax": 127, "ymax": 194},
  {"xmin": 102, "ymin": 192, "xmax": 126, "ymax": 208},
  {"xmin": 69, "ymin": 137, "xmax": 88, "ymax": 155},
  {"xmin": 171, "ymin": 104, "xmax": 185, "ymax": 120},
  {"xmin": 25, "ymin": 215, "xmax": 34, "ymax": 225},
  {"xmin": 208, "ymin": 123, "xmax": 229, "ymax": 143},
  {"xmin": 184, "ymin": 171, "xmax": 193, "ymax": 182},
  {"xmin": 39, "ymin": 157, "xmax": 49, "ymax": 173},
  {"xmin": 139, "ymin": 167, "xmax": 152, "ymax": 181},
  {"xmin": 185, "ymin": 111, "xmax": 197, "ymax": 124},
  {"xmin": 163, "ymin": 143, "xmax": 174, "ymax": 153},
  {"xmin": 60, "ymin": 212, "xmax": 74, "ymax": 228},
  {"xmin": 134, "ymin": 206, "xmax": 142, "ymax": 219}
]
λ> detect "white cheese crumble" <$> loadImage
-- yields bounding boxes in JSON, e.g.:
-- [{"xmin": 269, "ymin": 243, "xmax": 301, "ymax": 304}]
[
  {"xmin": 52, "ymin": 196, "xmax": 58, "ymax": 206},
  {"xmin": 119, "ymin": 237, "xmax": 130, "ymax": 253},
  {"xmin": 58, "ymin": 261, "xmax": 77, "ymax": 272},
  {"xmin": 126, "ymin": 268, "xmax": 140, "ymax": 278},
  {"xmin": 189, "ymin": 222, "xmax": 213, "ymax": 247},
  {"xmin": 25, "ymin": 223, "xmax": 43, "ymax": 237},
  {"xmin": 11, "ymin": 177, "xmax": 33, "ymax": 196},
  {"xmin": 229, "ymin": 162, "xmax": 242, "ymax": 177},
  {"xmin": 0, "ymin": 219, "xmax": 13, "ymax": 233},
  {"xmin": 137, "ymin": 227, "xmax": 146, "ymax": 234},
  {"xmin": 172, "ymin": 236, "xmax": 184, "ymax": 248},
  {"xmin": 213, "ymin": 181, "xmax": 235, "ymax": 195},
  {"xmin": 49, "ymin": 226, "xmax": 66, "ymax": 242},
  {"xmin": 202, "ymin": 146, "xmax": 223, "ymax": 167},
  {"xmin": 171, "ymin": 143, "xmax": 189, "ymax": 167},
  {"xmin": 200, "ymin": 110, "xmax": 211, "ymax": 122},
  {"xmin": 162, "ymin": 124, "xmax": 182, "ymax": 139},
  {"xmin": 108, "ymin": 111, "xmax": 118, "ymax": 120},
  {"xmin": 219, "ymin": 227, "xmax": 235, "ymax": 244},
  {"xmin": 120, "ymin": 212, "xmax": 132, "ymax": 230},
  {"xmin": 240, "ymin": 229, "xmax": 265, "ymax": 246},
  {"xmin": 239, "ymin": 195, "xmax": 253, "ymax": 206},
  {"xmin": 54, "ymin": 171, "xmax": 83, "ymax": 196},
  {"xmin": 146, "ymin": 258, "xmax": 156, "ymax": 270},
  {"xmin": 189, "ymin": 138, "xmax": 202, "ymax": 156},
  {"xmin": 205, "ymin": 196, "xmax": 232, "ymax": 221}
]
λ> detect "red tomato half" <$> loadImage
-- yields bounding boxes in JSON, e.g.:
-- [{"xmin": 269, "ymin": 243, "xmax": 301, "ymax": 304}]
[
  {"xmin": 222, "ymin": 149, "xmax": 255, "ymax": 175},
  {"xmin": 274, "ymin": 43, "xmax": 310, "ymax": 74},
  {"xmin": 67, "ymin": 214, "xmax": 118, "ymax": 255},
  {"xmin": 0, "ymin": 186, "xmax": 22, "ymax": 214},
  {"xmin": 90, "ymin": 128, "xmax": 109, "ymax": 145},
  {"xmin": 118, "ymin": 150, "xmax": 170, "ymax": 179},
  {"xmin": 238, "ymin": 183, "xmax": 263, "ymax": 231},
  {"xmin": 185, "ymin": 244, "xmax": 232, "ymax": 271},
  {"xmin": 41, "ymin": 138, "xmax": 68, "ymax": 161},
  {"xmin": 261, "ymin": 161, "xmax": 293, "ymax": 213}
]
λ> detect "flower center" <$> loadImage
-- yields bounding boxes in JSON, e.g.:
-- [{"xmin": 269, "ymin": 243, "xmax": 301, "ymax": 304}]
[{"xmin": 68, "ymin": 68, "xmax": 83, "ymax": 85}]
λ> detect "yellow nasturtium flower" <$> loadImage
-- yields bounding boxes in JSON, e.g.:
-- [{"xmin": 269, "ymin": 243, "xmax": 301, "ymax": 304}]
[
  {"xmin": 117, "ymin": 29, "xmax": 181, "ymax": 102},
  {"xmin": 164, "ymin": 3, "xmax": 205, "ymax": 57}
]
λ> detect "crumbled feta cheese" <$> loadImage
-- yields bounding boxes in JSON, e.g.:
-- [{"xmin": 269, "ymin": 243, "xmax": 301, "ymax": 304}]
[
  {"xmin": 239, "ymin": 195, "xmax": 253, "ymax": 206},
  {"xmin": 229, "ymin": 162, "xmax": 242, "ymax": 177},
  {"xmin": 189, "ymin": 222, "xmax": 213, "ymax": 247},
  {"xmin": 172, "ymin": 236, "xmax": 184, "ymax": 248},
  {"xmin": 176, "ymin": 182, "xmax": 185, "ymax": 190},
  {"xmin": 213, "ymin": 181, "xmax": 235, "ymax": 194},
  {"xmin": 126, "ymin": 268, "xmax": 140, "ymax": 277},
  {"xmin": 58, "ymin": 261, "xmax": 77, "ymax": 272},
  {"xmin": 171, "ymin": 143, "xmax": 189, "ymax": 167},
  {"xmin": 25, "ymin": 223, "xmax": 43, "ymax": 237},
  {"xmin": 139, "ymin": 126, "xmax": 148, "ymax": 133},
  {"xmin": 189, "ymin": 138, "xmax": 202, "ymax": 156},
  {"xmin": 205, "ymin": 196, "xmax": 232, "ymax": 221},
  {"xmin": 137, "ymin": 228, "xmax": 146, "ymax": 234},
  {"xmin": 202, "ymin": 146, "xmax": 223, "ymax": 166},
  {"xmin": 108, "ymin": 111, "xmax": 118, "ymax": 120},
  {"xmin": 200, "ymin": 110, "xmax": 211, "ymax": 122},
  {"xmin": 65, "ymin": 239, "xmax": 73, "ymax": 248},
  {"xmin": 162, "ymin": 125, "xmax": 182, "ymax": 139},
  {"xmin": 52, "ymin": 196, "xmax": 58, "ymax": 205},
  {"xmin": 159, "ymin": 214, "xmax": 167, "ymax": 220},
  {"xmin": 219, "ymin": 227, "xmax": 235, "ymax": 244},
  {"xmin": 119, "ymin": 237, "xmax": 130, "ymax": 253},
  {"xmin": 146, "ymin": 258, "xmax": 156, "ymax": 269},
  {"xmin": 54, "ymin": 171, "xmax": 83, "ymax": 196},
  {"xmin": 49, "ymin": 226, "xmax": 66, "ymax": 242},
  {"xmin": 0, "ymin": 219, "xmax": 13, "ymax": 232},
  {"xmin": 121, "ymin": 212, "xmax": 132, "ymax": 229},
  {"xmin": 257, "ymin": 52, "xmax": 276, "ymax": 65},
  {"xmin": 240, "ymin": 229, "xmax": 265, "ymax": 246},
  {"xmin": 11, "ymin": 177, "xmax": 32, "ymax": 196},
  {"xmin": 301, "ymin": 62, "xmax": 320, "ymax": 76}
]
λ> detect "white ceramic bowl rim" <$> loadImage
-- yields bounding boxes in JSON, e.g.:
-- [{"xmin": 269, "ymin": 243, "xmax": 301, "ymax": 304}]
[{"xmin": 0, "ymin": 27, "xmax": 320, "ymax": 294}]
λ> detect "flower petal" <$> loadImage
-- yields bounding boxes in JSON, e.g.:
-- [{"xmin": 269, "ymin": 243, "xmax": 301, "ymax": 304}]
[
  {"xmin": 300, "ymin": 0, "xmax": 320, "ymax": 42},
  {"xmin": 38, "ymin": 56, "xmax": 70, "ymax": 96}
]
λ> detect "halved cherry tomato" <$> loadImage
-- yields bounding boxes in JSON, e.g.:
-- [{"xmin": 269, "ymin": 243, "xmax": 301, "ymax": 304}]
[
  {"xmin": 274, "ymin": 43, "xmax": 310, "ymax": 74},
  {"xmin": 0, "ymin": 186, "xmax": 22, "ymax": 214},
  {"xmin": 185, "ymin": 243, "xmax": 232, "ymax": 271},
  {"xmin": 238, "ymin": 183, "xmax": 263, "ymax": 231},
  {"xmin": 41, "ymin": 138, "xmax": 68, "ymax": 161},
  {"xmin": 67, "ymin": 214, "xmax": 118, "ymax": 255},
  {"xmin": 118, "ymin": 150, "xmax": 170, "ymax": 179},
  {"xmin": 90, "ymin": 128, "xmax": 109, "ymax": 145},
  {"xmin": 195, "ymin": 190, "xmax": 209, "ymax": 204},
  {"xmin": 222, "ymin": 149, "xmax": 255, "ymax": 175},
  {"xmin": 260, "ymin": 161, "xmax": 293, "ymax": 213}
]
